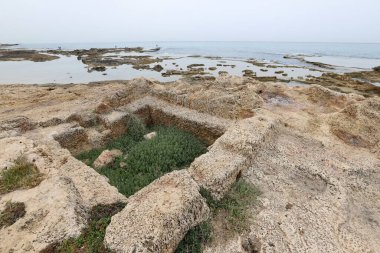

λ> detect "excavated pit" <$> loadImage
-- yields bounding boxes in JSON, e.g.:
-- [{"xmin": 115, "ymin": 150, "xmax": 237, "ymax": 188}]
[{"xmin": 53, "ymin": 96, "xmax": 232, "ymax": 156}]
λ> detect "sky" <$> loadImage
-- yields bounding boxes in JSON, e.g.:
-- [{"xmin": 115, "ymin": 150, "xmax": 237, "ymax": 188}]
[{"xmin": 0, "ymin": 0, "xmax": 379, "ymax": 43}]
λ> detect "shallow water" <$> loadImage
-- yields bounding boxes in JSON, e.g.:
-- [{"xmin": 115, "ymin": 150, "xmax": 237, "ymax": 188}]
[
  {"xmin": 1, "ymin": 42, "xmax": 379, "ymax": 84},
  {"xmin": 304, "ymin": 56, "xmax": 380, "ymax": 69}
]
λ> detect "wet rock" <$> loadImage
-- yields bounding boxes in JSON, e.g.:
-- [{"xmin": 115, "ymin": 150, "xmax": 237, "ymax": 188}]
[
  {"xmin": 0, "ymin": 49, "xmax": 59, "ymax": 62},
  {"xmin": 209, "ymin": 67, "xmax": 217, "ymax": 71},
  {"xmin": 93, "ymin": 149, "xmax": 123, "ymax": 169},
  {"xmin": 144, "ymin": 131, "xmax": 157, "ymax": 140},
  {"xmin": 187, "ymin": 63, "xmax": 205, "ymax": 68},
  {"xmin": 152, "ymin": 64, "xmax": 164, "ymax": 72},
  {"xmin": 90, "ymin": 66, "xmax": 106, "ymax": 72},
  {"xmin": 104, "ymin": 170, "xmax": 210, "ymax": 253},
  {"xmin": 132, "ymin": 64, "xmax": 150, "ymax": 70},
  {"xmin": 242, "ymin": 69, "xmax": 256, "ymax": 77},
  {"xmin": 373, "ymin": 66, "xmax": 380, "ymax": 72}
]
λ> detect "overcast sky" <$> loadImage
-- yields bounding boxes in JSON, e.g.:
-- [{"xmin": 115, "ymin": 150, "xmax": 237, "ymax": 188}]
[{"xmin": 0, "ymin": 0, "xmax": 379, "ymax": 43}]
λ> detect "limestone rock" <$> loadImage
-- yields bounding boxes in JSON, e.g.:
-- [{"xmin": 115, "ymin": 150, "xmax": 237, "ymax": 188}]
[
  {"xmin": 213, "ymin": 111, "xmax": 279, "ymax": 157},
  {"xmin": 93, "ymin": 149, "xmax": 123, "ymax": 169},
  {"xmin": 51, "ymin": 124, "xmax": 89, "ymax": 155},
  {"xmin": 144, "ymin": 131, "xmax": 157, "ymax": 140},
  {"xmin": 0, "ymin": 176, "xmax": 87, "ymax": 252},
  {"xmin": 329, "ymin": 97, "xmax": 380, "ymax": 153},
  {"xmin": 100, "ymin": 111, "xmax": 130, "ymax": 137},
  {"xmin": 104, "ymin": 170, "xmax": 210, "ymax": 253},
  {"xmin": 189, "ymin": 146, "xmax": 248, "ymax": 200}
]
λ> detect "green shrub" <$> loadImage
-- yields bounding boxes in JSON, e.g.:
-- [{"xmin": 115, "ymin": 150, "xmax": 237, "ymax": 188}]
[
  {"xmin": 202, "ymin": 180, "xmax": 261, "ymax": 232},
  {"xmin": 175, "ymin": 222, "xmax": 212, "ymax": 253},
  {"xmin": 77, "ymin": 125, "xmax": 207, "ymax": 197},
  {"xmin": 126, "ymin": 114, "xmax": 147, "ymax": 142},
  {"xmin": 0, "ymin": 156, "xmax": 43, "ymax": 194},
  {"xmin": 99, "ymin": 126, "xmax": 207, "ymax": 196},
  {"xmin": 0, "ymin": 201, "xmax": 26, "ymax": 228}
]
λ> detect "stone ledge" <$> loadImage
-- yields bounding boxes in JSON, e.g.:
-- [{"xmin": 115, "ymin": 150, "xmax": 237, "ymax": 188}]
[{"xmin": 104, "ymin": 170, "xmax": 210, "ymax": 253}]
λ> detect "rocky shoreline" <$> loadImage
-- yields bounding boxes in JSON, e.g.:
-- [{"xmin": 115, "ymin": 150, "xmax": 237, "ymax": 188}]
[
  {"xmin": 2, "ymin": 45, "xmax": 380, "ymax": 86},
  {"xmin": 0, "ymin": 75, "xmax": 379, "ymax": 252}
]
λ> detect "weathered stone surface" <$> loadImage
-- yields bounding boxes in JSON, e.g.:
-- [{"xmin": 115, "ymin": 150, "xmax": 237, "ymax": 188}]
[
  {"xmin": 104, "ymin": 170, "xmax": 210, "ymax": 253},
  {"xmin": 93, "ymin": 149, "xmax": 123, "ymax": 169},
  {"xmin": 99, "ymin": 110, "xmax": 130, "ymax": 137},
  {"xmin": 0, "ymin": 134, "xmax": 126, "ymax": 253},
  {"xmin": 243, "ymin": 128, "xmax": 380, "ymax": 253},
  {"xmin": 213, "ymin": 111, "xmax": 279, "ymax": 157},
  {"xmin": 66, "ymin": 111, "xmax": 98, "ymax": 128},
  {"xmin": 329, "ymin": 97, "xmax": 380, "ymax": 154},
  {"xmin": 51, "ymin": 124, "xmax": 89, "ymax": 155},
  {"xmin": 0, "ymin": 176, "xmax": 86, "ymax": 252},
  {"xmin": 189, "ymin": 147, "xmax": 248, "ymax": 199},
  {"xmin": 189, "ymin": 112, "xmax": 278, "ymax": 199},
  {"xmin": 123, "ymin": 96, "xmax": 232, "ymax": 145},
  {"xmin": 144, "ymin": 131, "xmax": 157, "ymax": 140},
  {"xmin": 0, "ymin": 137, "xmax": 35, "ymax": 173},
  {"xmin": 1, "ymin": 77, "xmax": 380, "ymax": 253}
]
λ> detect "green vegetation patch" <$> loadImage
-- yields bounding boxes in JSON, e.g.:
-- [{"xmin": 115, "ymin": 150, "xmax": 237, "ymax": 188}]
[
  {"xmin": 77, "ymin": 116, "xmax": 207, "ymax": 197},
  {"xmin": 176, "ymin": 180, "xmax": 261, "ymax": 253},
  {"xmin": 97, "ymin": 126, "xmax": 206, "ymax": 196},
  {"xmin": 0, "ymin": 156, "xmax": 43, "ymax": 194},
  {"xmin": 202, "ymin": 179, "xmax": 261, "ymax": 232},
  {"xmin": 41, "ymin": 202, "xmax": 126, "ymax": 253},
  {"xmin": 0, "ymin": 201, "xmax": 26, "ymax": 228},
  {"xmin": 175, "ymin": 222, "xmax": 212, "ymax": 253}
]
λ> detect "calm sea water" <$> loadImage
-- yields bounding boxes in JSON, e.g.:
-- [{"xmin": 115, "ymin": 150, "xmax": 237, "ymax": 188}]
[
  {"xmin": 1, "ymin": 42, "xmax": 380, "ymax": 84},
  {"xmin": 19, "ymin": 41, "xmax": 380, "ymax": 59}
]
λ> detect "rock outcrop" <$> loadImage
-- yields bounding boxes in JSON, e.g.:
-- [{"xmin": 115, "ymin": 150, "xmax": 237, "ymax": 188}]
[
  {"xmin": 93, "ymin": 149, "xmax": 123, "ymax": 169},
  {"xmin": 104, "ymin": 170, "xmax": 210, "ymax": 253},
  {"xmin": 329, "ymin": 97, "xmax": 380, "ymax": 154},
  {"xmin": 0, "ymin": 134, "xmax": 126, "ymax": 252}
]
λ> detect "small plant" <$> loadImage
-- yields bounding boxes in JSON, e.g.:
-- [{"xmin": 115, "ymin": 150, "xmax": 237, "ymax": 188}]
[
  {"xmin": 0, "ymin": 156, "xmax": 43, "ymax": 194},
  {"xmin": 0, "ymin": 201, "xmax": 26, "ymax": 228},
  {"xmin": 201, "ymin": 180, "xmax": 261, "ymax": 232},
  {"xmin": 175, "ymin": 222, "xmax": 212, "ymax": 253},
  {"xmin": 176, "ymin": 180, "xmax": 260, "ymax": 253},
  {"xmin": 78, "ymin": 125, "xmax": 207, "ymax": 197},
  {"xmin": 42, "ymin": 202, "xmax": 126, "ymax": 253},
  {"xmin": 126, "ymin": 114, "xmax": 147, "ymax": 142}
]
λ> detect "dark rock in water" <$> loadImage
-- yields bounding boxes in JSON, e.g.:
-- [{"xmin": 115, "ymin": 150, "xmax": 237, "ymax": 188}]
[
  {"xmin": 152, "ymin": 64, "xmax": 164, "ymax": 72},
  {"xmin": 374, "ymin": 66, "xmax": 380, "ymax": 72},
  {"xmin": 90, "ymin": 66, "xmax": 106, "ymax": 72},
  {"xmin": 242, "ymin": 69, "xmax": 256, "ymax": 77},
  {"xmin": 187, "ymin": 64, "xmax": 205, "ymax": 68},
  {"xmin": 0, "ymin": 43, "xmax": 19, "ymax": 47},
  {"xmin": 132, "ymin": 64, "xmax": 150, "ymax": 70},
  {"xmin": 209, "ymin": 67, "xmax": 217, "ymax": 71}
]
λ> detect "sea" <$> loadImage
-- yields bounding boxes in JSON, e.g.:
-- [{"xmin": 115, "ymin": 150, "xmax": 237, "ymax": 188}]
[{"xmin": 1, "ymin": 41, "xmax": 380, "ymax": 84}]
